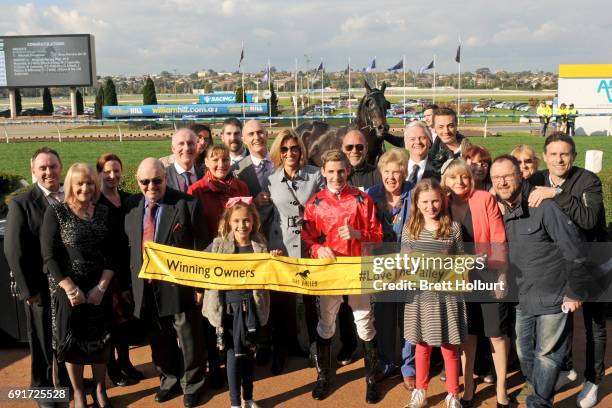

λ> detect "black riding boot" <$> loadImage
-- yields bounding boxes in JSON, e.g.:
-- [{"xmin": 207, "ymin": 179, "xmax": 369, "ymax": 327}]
[
  {"xmin": 312, "ymin": 335, "xmax": 332, "ymax": 400},
  {"xmin": 363, "ymin": 337, "xmax": 380, "ymax": 404}
]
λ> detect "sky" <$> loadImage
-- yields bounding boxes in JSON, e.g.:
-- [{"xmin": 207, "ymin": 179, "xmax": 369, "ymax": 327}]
[{"xmin": 0, "ymin": 0, "xmax": 611, "ymax": 76}]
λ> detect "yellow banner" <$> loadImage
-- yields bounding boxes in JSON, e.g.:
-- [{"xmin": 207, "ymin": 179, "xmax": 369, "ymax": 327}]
[{"xmin": 139, "ymin": 242, "xmax": 475, "ymax": 295}]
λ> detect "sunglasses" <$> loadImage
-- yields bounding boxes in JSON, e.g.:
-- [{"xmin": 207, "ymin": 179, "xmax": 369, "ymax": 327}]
[
  {"xmin": 517, "ymin": 159, "xmax": 534, "ymax": 165},
  {"xmin": 344, "ymin": 144, "xmax": 365, "ymax": 152},
  {"xmin": 280, "ymin": 145, "xmax": 301, "ymax": 154},
  {"xmin": 138, "ymin": 177, "xmax": 163, "ymax": 186}
]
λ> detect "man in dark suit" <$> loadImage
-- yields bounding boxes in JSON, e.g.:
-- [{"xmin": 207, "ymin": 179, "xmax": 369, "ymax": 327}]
[
  {"xmin": 233, "ymin": 119, "xmax": 273, "ymax": 201},
  {"xmin": 165, "ymin": 129, "xmax": 204, "ymax": 193},
  {"xmin": 4, "ymin": 147, "xmax": 69, "ymax": 407},
  {"xmin": 124, "ymin": 158, "xmax": 209, "ymax": 407},
  {"xmin": 404, "ymin": 121, "xmax": 440, "ymax": 183}
]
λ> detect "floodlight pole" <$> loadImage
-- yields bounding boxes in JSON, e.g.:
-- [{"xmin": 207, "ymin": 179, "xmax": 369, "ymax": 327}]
[
  {"xmin": 8, "ymin": 89, "xmax": 17, "ymax": 119},
  {"xmin": 70, "ymin": 87, "xmax": 77, "ymax": 117}
]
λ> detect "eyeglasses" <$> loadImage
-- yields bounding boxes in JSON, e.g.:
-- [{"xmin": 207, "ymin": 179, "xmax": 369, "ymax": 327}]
[
  {"xmin": 517, "ymin": 159, "xmax": 534, "ymax": 165},
  {"xmin": 138, "ymin": 177, "xmax": 163, "ymax": 186},
  {"xmin": 280, "ymin": 145, "xmax": 301, "ymax": 154},
  {"xmin": 470, "ymin": 162, "xmax": 489, "ymax": 168},
  {"xmin": 344, "ymin": 144, "xmax": 365, "ymax": 152},
  {"xmin": 491, "ymin": 174, "xmax": 516, "ymax": 183}
]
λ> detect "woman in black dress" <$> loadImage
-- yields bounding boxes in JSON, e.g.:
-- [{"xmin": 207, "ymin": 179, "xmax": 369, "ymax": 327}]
[
  {"xmin": 96, "ymin": 153, "xmax": 144, "ymax": 386},
  {"xmin": 41, "ymin": 163, "xmax": 115, "ymax": 408}
]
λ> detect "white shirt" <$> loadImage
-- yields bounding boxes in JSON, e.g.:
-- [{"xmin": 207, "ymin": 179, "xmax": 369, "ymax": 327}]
[
  {"xmin": 406, "ymin": 158, "xmax": 428, "ymax": 182},
  {"xmin": 173, "ymin": 162, "xmax": 196, "ymax": 177},
  {"xmin": 250, "ymin": 154, "xmax": 271, "ymax": 168},
  {"xmin": 38, "ymin": 183, "xmax": 64, "ymax": 204},
  {"xmin": 230, "ymin": 147, "xmax": 249, "ymax": 166},
  {"xmin": 429, "ymin": 127, "xmax": 438, "ymax": 143}
]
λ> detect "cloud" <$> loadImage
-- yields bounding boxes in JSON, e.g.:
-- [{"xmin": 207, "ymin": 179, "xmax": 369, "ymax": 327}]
[{"xmin": 0, "ymin": 0, "xmax": 609, "ymax": 74}]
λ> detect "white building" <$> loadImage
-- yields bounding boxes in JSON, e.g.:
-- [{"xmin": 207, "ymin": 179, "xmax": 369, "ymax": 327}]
[{"xmin": 558, "ymin": 64, "xmax": 612, "ymax": 136}]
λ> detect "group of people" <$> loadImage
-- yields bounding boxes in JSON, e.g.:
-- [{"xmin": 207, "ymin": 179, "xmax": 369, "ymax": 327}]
[
  {"xmin": 537, "ymin": 101, "xmax": 577, "ymax": 137},
  {"xmin": 4, "ymin": 105, "xmax": 609, "ymax": 408}
]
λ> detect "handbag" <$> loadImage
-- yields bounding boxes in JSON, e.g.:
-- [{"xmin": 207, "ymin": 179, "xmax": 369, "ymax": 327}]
[{"xmin": 56, "ymin": 304, "xmax": 112, "ymax": 362}]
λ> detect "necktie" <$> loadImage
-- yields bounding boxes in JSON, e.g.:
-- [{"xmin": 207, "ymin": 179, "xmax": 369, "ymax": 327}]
[
  {"xmin": 255, "ymin": 160, "xmax": 269, "ymax": 185},
  {"xmin": 49, "ymin": 191, "xmax": 63, "ymax": 204},
  {"xmin": 142, "ymin": 202, "xmax": 158, "ymax": 249},
  {"xmin": 408, "ymin": 164, "xmax": 420, "ymax": 185},
  {"xmin": 181, "ymin": 172, "xmax": 192, "ymax": 193}
]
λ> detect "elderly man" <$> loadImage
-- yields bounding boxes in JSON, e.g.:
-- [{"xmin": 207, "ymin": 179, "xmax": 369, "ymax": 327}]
[
  {"xmin": 421, "ymin": 103, "xmax": 439, "ymax": 143},
  {"xmin": 528, "ymin": 132, "xmax": 609, "ymax": 408},
  {"xmin": 403, "ymin": 121, "xmax": 439, "ymax": 184},
  {"xmin": 491, "ymin": 155, "xmax": 588, "ymax": 408},
  {"xmin": 5, "ymin": 147, "xmax": 70, "ymax": 406},
  {"xmin": 428, "ymin": 107, "xmax": 469, "ymax": 174},
  {"xmin": 343, "ymin": 128, "xmax": 382, "ymax": 190},
  {"xmin": 165, "ymin": 128, "xmax": 204, "ymax": 193},
  {"xmin": 160, "ymin": 124, "xmax": 211, "ymax": 168},
  {"xmin": 124, "ymin": 158, "xmax": 209, "ymax": 407},
  {"xmin": 222, "ymin": 117, "xmax": 249, "ymax": 165}
]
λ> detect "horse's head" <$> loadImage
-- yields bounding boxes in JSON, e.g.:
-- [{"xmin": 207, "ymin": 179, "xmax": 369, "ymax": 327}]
[{"xmin": 359, "ymin": 80, "xmax": 391, "ymax": 138}]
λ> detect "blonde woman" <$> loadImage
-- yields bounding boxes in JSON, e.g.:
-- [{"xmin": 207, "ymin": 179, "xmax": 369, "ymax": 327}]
[
  {"xmin": 510, "ymin": 144, "xmax": 539, "ymax": 180},
  {"xmin": 441, "ymin": 159, "xmax": 509, "ymax": 408},
  {"xmin": 41, "ymin": 163, "xmax": 116, "ymax": 408}
]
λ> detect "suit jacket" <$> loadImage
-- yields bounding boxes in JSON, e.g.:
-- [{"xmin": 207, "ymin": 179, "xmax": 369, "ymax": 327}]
[
  {"xmin": 165, "ymin": 163, "xmax": 204, "ymax": 192},
  {"xmin": 232, "ymin": 156, "xmax": 264, "ymax": 196},
  {"xmin": 4, "ymin": 185, "xmax": 51, "ymax": 300},
  {"xmin": 233, "ymin": 155, "xmax": 274, "ymax": 225},
  {"xmin": 124, "ymin": 187, "xmax": 210, "ymax": 318},
  {"xmin": 421, "ymin": 158, "xmax": 440, "ymax": 181}
]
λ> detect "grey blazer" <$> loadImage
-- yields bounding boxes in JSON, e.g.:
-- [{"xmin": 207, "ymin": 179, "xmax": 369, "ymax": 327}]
[
  {"xmin": 201, "ymin": 234, "xmax": 270, "ymax": 328},
  {"xmin": 263, "ymin": 165, "xmax": 324, "ymax": 258},
  {"xmin": 165, "ymin": 163, "xmax": 204, "ymax": 191},
  {"xmin": 233, "ymin": 155, "xmax": 274, "ymax": 224}
]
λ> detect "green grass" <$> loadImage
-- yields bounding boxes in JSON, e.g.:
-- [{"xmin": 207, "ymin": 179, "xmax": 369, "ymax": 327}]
[{"xmin": 2, "ymin": 134, "xmax": 611, "ymax": 224}]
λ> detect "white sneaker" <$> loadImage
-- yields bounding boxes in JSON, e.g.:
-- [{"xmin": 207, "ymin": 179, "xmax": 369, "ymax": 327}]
[
  {"xmin": 445, "ymin": 393, "xmax": 462, "ymax": 408},
  {"xmin": 242, "ymin": 400, "xmax": 261, "ymax": 408},
  {"xmin": 555, "ymin": 369, "xmax": 578, "ymax": 391},
  {"xmin": 405, "ymin": 388, "xmax": 427, "ymax": 408},
  {"xmin": 576, "ymin": 381, "xmax": 599, "ymax": 408}
]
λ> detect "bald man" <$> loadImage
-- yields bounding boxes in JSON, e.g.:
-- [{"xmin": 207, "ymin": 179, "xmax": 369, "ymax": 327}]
[
  {"xmin": 165, "ymin": 129, "xmax": 204, "ymax": 193},
  {"xmin": 124, "ymin": 158, "xmax": 210, "ymax": 407}
]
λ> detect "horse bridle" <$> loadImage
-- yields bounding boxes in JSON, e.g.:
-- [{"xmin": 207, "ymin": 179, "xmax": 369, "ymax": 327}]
[{"xmin": 360, "ymin": 90, "xmax": 388, "ymax": 133}]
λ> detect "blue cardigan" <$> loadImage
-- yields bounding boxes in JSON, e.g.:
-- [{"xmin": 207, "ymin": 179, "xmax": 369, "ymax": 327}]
[{"xmin": 366, "ymin": 181, "xmax": 414, "ymax": 243}]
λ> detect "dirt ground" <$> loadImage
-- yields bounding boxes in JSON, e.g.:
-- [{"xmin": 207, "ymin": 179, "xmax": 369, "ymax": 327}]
[{"xmin": 1, "ymin": 311, "xmax": 611, "ymax": 408}]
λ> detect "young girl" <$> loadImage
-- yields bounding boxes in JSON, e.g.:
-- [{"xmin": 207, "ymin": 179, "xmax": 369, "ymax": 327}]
[
  {"xmin": 401, "ymin": 179, "xmax": 467, "ymax": 408},
  {"xmin": 202, "ymin": 197, "xmax": 282, "ymax": 408}
]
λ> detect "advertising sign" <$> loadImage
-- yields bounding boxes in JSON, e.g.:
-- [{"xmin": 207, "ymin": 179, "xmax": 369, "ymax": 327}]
[
  {"xmin": 103, "ymin": 103, "xmax": 268, "ymax": 118},
  {"xmin": 198, "ymin": 93, "xmax": 253, "ymax": 104},
  {"xmin": 0, "ymin": 34, "xmax": 96, "ymax": 88}
]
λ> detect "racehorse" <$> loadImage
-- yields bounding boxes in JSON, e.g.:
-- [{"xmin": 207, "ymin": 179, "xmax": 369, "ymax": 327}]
[{"xmin": 296, "ymin": 81, "xmax": 391, "ymax": 167}]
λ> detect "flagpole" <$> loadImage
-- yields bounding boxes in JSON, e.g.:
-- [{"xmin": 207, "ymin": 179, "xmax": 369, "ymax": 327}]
[
  {"xmin": 348, "ymin": 56, "xmax": 352, "ymax": 124},
  {"xmin": 268, "ymin": 59, "xmax": 272, "ymax": 130},
  {"xmin": 403, "ymin": 55, "xmax": 406, "ymax": 125},
  {"xmin": 241, "ymin": 41, "xmax": 245, "ymax": 119},
  {"xmin": 457, "ymin": 38, "xmax": 461, "ymax": 115},
  {"xmin": 320, "ymin": 58, "xmax": 324, "ymax": 120},
  {"xmin": 433, "ymin": 54, "xmax": 437, "ymax": 104},
  {"xmin": 294, "ymin": 57, "xmax": 298, "ymax": 128},
  {"xmin": 374, "ymin": 56, "xmax": 378, "ymax": 88}
]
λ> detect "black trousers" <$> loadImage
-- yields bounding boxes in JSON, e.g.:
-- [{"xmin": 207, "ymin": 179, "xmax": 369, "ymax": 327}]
[
  {"xmin": 226, "ymin": 348, "xmax": 254, "ymax": 406},
  {"xmin": 142, "ymin": 286, "xmax": 205, "ymax": 394},
  {"xmin": 25, "ymin": 300, "xmax": 54, "ymax": 387}
]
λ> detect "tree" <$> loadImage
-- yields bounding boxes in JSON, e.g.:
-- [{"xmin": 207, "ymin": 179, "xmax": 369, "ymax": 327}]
[
  {"xmin": 42, "ymin": 87, "xmax": 53, "ymax": 115},
  {"xmin": 142, "ymin": 77, "xmax": 158, "ymax": 105},
  {"xmin": 103, "ymin": 78, "xmax": 118, "ymax": 106},
  {"xmin": 204, "ymin": 82, "xmax": 213, "ymax": 93},
  {"xmin": 269, "ymin": 81, "xmax": 279, "ymax": 117},
  {"xmin": 76, "ymin": 90, "xmax": 84, "ymax": 115},
  {"xmin": 94, "ymin": 87, "xmax": 104, "ymax": 119},
  {"xmin": 14, "ymin": 89, "xmax": 22, "ymax": 115},
  {"xmin": 235, "ymin": 86, "xmax": 245, "ymax": 105}
]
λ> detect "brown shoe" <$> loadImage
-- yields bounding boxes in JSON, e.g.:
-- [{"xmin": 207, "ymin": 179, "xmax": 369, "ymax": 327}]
[{"xmin": 403, "ymin": 376, "xmax": 416, "ymax": 391}]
